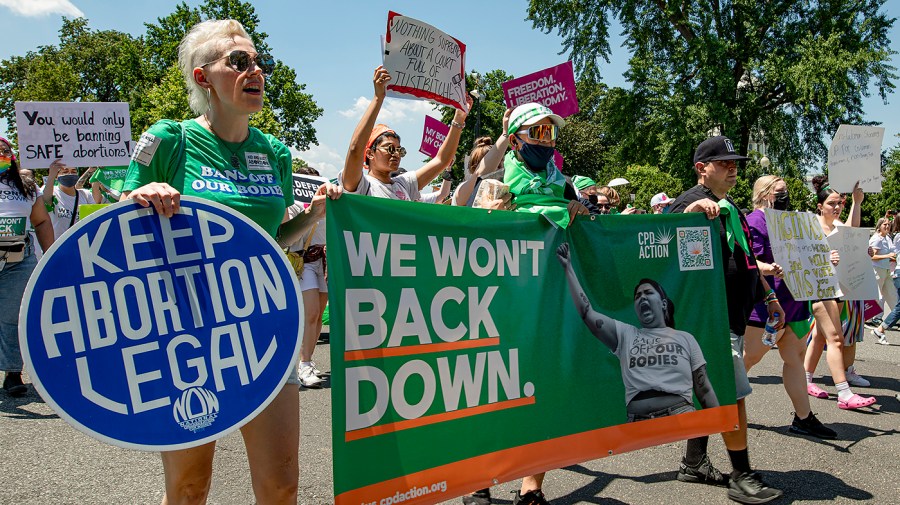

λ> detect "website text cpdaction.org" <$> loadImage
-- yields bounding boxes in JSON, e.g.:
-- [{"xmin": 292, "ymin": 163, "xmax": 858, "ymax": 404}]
[{"xmin": 363, "ymin": 480, "xmax": 448, "ymax": 505}]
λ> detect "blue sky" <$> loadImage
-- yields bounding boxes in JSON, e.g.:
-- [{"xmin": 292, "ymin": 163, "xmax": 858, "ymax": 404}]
[{"xmin": 2, "ymin": 0, "xmax": 898, "ymax": 180}]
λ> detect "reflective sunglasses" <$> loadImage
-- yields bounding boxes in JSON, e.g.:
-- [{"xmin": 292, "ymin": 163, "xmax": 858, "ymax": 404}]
[
  {"xmin": 377, "ymin": 145, "xmax": 407, "ymax": 158},
  {"xmin": 517, "ymin": 124, "xmax": 560, "ymax": 142},
  {"xmin": 201, "ymin": 50, "xmax": 275, "ymax": 76}
]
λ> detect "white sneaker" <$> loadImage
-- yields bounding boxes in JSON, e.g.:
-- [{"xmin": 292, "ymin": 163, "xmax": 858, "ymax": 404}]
[
  {"xmin": 309, "ymin": 361, "xmax": 327, "ymax": 378},
  {"xmin": 873, "ymin": 327, "xmax": 890, "ymax": 345},
  {"xmin": 298, "ymin": 365, "xmax": 324, "ymax": 388},
  {"xmin": 846, "ymin": 366, "xmax": 870, "ymax": 387}
]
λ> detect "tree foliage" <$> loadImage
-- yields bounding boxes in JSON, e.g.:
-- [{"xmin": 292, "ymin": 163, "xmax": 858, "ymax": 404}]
[
  {"xmin": 527, "ymin": 0, "xmax": 897, "ymax": 182},
  {"xmin": 0, "ymin": 0, "xmax": 322, "ymax": 150}
]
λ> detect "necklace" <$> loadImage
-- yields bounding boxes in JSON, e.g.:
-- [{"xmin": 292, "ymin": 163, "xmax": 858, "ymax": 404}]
[{"xmin": 205, "ymin": 115, "xmax": 250, "ymax": 169}]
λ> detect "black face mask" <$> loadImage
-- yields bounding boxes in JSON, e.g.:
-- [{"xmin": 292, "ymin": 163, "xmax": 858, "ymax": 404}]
[
  {"xmin": 773, "ymin": 191, "xmax": 790, "ymax": 211},
  {"xmin": 516, "ymin": 135, "xmax": 555, "ymax": 170},
  {"xmin": 588, "ymin": 194, "xmax": 598, "ymax": 205}
]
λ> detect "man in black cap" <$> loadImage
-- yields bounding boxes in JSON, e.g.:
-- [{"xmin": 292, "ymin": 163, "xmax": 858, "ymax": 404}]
[{"xmin": 668, "ymin": 136, "xmax": 784, "ymax": 504}]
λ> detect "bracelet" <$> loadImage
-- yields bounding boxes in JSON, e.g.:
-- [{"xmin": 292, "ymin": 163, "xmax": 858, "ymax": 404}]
[
  {"xmin": 765, "ymin": 297, "xmax": 779, "ymax": 305},
  {"xmin": 451, "ymin": 120, "xmax": 465, "ymax": 129}
]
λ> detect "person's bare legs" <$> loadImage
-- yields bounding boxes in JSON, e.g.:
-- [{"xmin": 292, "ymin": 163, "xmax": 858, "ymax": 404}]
[
  {"xmin": 776, "ymin": 327, "xmax": 812, "ymax": 418},
  {"xmin": 242, "ymin": 386, "xmax": 300, "ymax": 504},
  {"xmin": 745, "ymin": 326, "xmax": 811, "ymax": 418},
  {"xmin": 160, "ymin": 443, "xmax": 216, "ymax": 505},
  {"xmin": 521, "ymin": 473, "xmax": 545, "ymax": 494},
  {"xmin": 300, "ymin": 289, "xmax": 322, "ymax": 362},
  {"xmin": 806, "ymin": 301, "xmax": 848, "ymax": 384},
  {"xmin": 742, "ymin": 326, "xmax": 771, "ymax": 371}
]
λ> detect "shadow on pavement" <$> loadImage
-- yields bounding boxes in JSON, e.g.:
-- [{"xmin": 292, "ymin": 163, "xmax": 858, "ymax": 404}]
[
  {"xmin": 748, "ymin": 420, "xmax": 899, "ymax": 453},
  {"xmin": 0, "ymin": 389, "xmax": 58, "ymax": 420}
]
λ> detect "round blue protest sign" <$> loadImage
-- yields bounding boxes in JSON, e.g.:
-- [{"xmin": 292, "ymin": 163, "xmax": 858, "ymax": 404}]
[{"xmin": 19, "ymin": 197, "xmax": 303, "ymax": 451}]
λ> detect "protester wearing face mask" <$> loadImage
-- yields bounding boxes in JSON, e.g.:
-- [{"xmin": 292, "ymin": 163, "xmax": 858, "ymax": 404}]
[
  {"xmin": 42, "ymin": 159, "xmax": 98, "ymax": 240},
  {"xmin": 741, "ymin": 175, "xmax": 837, "ymax": 440},
  {"xmin": 503, "ymin": 102, "xmax": 587, "ymax": 229}
]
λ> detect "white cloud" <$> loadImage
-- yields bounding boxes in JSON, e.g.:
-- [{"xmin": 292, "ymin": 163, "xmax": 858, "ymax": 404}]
[
  {"xmin": 292, "ymin": 143, "xmax": 345, "ymax": 181},
  {"xmin": 0, "ymin": 0, "xmax": 84, "ymax": 17},
  {"xmin": 338, "ymin": 97, "xmax": 443, "ymax": 124}
]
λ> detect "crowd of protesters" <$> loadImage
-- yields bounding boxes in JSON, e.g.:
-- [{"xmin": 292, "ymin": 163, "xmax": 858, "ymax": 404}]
[{"xmin": 1, "ymin": 17, "xmax": 897, "ymax": 505}]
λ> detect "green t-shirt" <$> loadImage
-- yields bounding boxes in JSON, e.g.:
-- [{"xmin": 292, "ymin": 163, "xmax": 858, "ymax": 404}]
[{"xmin": 123, "ymin": 119, "xmax": 294, "ymax": 238}]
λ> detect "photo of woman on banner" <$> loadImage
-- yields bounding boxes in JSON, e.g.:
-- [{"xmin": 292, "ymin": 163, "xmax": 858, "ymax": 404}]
[{"xmin": 556, "ymin": 243, "xmax": 719, "ymax": 422}]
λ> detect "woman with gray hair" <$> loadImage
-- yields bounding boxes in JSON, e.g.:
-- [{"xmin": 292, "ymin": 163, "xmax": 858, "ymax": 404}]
[{"xmin": 122, "ymin": 19, "xmax": 340, "ymax": 504}]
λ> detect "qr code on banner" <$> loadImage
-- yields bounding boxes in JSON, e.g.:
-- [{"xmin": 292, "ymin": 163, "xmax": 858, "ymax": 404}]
[{"xmin": 677, "ymin": 227, "xmax": 714, "ymax": 271}]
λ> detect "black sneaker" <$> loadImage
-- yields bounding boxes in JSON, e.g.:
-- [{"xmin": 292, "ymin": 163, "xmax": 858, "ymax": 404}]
[
  {"xmin": 728, "ymin": 471, "xmax": 783, "ymax": 504},
  {"xmin": 462, "ymin": 489, "xmax": 491, "ymax": 505},
  {"xmin": 2, "ymin": 372, "xmax": 27, "ymax": 397},
  {"xmin": 789, "ymin": 412, "xmax": 837, "ymax": 440},
  {"xmin": 512, "ymin": 489, "xmax": 550, "ymax": 505},
  {"xmin": 677, "ymin": 454, "xmax": 729, "ymax": 487}
]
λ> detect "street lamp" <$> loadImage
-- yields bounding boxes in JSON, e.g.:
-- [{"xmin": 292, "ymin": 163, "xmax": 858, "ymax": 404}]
[{"xmin": 470, "ymin": 70, "xmax": 483, "ymax": 138}]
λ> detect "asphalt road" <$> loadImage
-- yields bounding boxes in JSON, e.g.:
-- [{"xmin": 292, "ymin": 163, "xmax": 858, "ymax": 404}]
[{"xmin": 2, "ymin": 331, "xmax": 898, "ymax": 505}]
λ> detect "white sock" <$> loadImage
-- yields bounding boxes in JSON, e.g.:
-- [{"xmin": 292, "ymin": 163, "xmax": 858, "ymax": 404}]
[
  {"xmin": 300, "ymin": 361, "xmax": 313, "ymax": 369},
  {"xmin": 806, "ymin": 372, "xmax": 814, "ymax": 385},
  {"xmin": 836, "ymin": 381, "xmax": 854, "ymax": 401}
]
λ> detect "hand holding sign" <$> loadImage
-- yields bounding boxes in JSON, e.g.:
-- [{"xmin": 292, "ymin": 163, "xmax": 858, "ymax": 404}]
[{"xmin": 126, "ymin": 181, "xmax": 182, "ymax": 218}]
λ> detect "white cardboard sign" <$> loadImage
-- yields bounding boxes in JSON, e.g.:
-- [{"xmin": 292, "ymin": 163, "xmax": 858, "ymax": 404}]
[
  {"xmin": 826, "ymin": 225, "xmax": 880, "ymax": 301},
  {"xmin": 14, "ymin": 101, "xmax": 133, "ymax": 169},
  {"xmin": 765, "ymin": 209, "xmax": 843, "ymax": 301},
  {"xmin": 827, "ymin": 125, "xmax": 885, "ymax": 193}
]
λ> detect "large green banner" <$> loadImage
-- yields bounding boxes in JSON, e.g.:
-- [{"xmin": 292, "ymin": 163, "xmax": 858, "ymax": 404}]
[{"xmin": 327, "ymin": 195, "xmax": 737, "ymax": 505}]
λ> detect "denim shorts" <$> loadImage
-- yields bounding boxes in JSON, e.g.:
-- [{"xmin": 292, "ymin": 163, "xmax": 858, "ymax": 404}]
[
  {"xmin": 627, "ymin": 399, "xmax": 695, "ymax": 422},
  {"xmin": 0, "ymin": 252, "xmax": 37, "ymax": 372},
  {"xmin": 731, "ymin": 332, "xmax": 753, "ymax": 400}
]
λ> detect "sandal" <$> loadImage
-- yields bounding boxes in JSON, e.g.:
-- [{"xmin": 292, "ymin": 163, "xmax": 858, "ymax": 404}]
[
  {"xmin": 838, "ymin": 394, "xmax": 876, "ymax": 410},
  {"xmin": 807, "ymin": 383, "xmax": 829, "ymax": 399}
]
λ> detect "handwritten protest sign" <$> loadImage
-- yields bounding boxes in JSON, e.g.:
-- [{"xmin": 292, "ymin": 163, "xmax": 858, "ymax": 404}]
[
  {"xmin": 328, "ymin": 196, "xmax": 737, "ymax": 504},
  {"xmin": 827, "ymin": 125, "xmax": 885, "ymax": 193},
  {"xmin": 14, "ymin": 101, "xmax": 133, "ymax": 169},
  {"xmin": 291, "ymin": 173, "xmax": 327, "ymax": 209},
  {"xmin": 826, "ymin": 226, "xmax": 879, "ymax": 301},
  {"xmin": 383, "ymin": 11, "xmax": 467, "ymax": 112},
  {"xmin": 502, "ymin": 61, "xmax": 579, "ymax": 117},
  {"xmin": 765, "ymin": 209, "xmax": 842, "ymax": 301},
  {"xmin": 20, "ymin": 197, "xmax": 302, "ymax": 451},
  {"xmin": 418, "ymin": 115, "xmax": 450, "ymax": 157}
]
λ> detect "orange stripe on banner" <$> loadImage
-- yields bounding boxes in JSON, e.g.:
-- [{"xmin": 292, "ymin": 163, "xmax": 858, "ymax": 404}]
[
  {"xmin": 335, "ymin": 405, "xmax": 739, "ymax": 505},
  {"xmin": 344, "ymin": 338, "xmax": 500, "ymax": 361},
  {"xmin": 345, "ymin": 396, "xmax": 536, "ymax": 442}
]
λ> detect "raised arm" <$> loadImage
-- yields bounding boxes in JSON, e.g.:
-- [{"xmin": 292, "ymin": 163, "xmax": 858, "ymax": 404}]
[
  {"xmin": 556, "ymin": 242, "xmax": 618, "ymax": 350},
  {"xmin": 42, "ymin": 158, "xmax": 64, "ymax": 205},
  {"xmin": 277, "ymin": 182, "xmax": 342, "ymax": 247},
  {"xmin": 847, "ymin": 180, "xmax": 863, "ymax": 228},
  {"xmin": 342, "ymin": 66, "xmax": 390, "ymax": 193},
  {"xmin": 414, "ymin": 94, "xmax": 472, "ymax": 191},
  {"xmin": 452, "ymin": 109, "xmax": 511, "ymax": 206},
  {"xmin": 691, "ymin": 364, "xmax": 720, "ymax": 409}
]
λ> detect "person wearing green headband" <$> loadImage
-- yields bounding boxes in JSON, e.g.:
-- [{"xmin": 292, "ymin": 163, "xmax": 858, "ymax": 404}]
[
  {"xmin": 502, "ymin": 102, "xmax": 587, "ymax": 228},
  {"xmin": 668, "ymin": 136, "xmax": 783, "ymax": 504}
]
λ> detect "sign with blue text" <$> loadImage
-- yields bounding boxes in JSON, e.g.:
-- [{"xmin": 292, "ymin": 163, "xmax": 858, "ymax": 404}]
[{"xmin": 19, "ymin": 197, "xmax": 303, "ymax": 451}]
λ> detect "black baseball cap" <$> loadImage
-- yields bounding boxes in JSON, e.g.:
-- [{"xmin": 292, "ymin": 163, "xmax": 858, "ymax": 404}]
[{"xmin": 693, "ymin": 136, "xmax": 751, "ymax": 164}]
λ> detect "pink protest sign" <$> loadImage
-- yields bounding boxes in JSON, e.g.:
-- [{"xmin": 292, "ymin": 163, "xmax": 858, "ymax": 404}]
[
  {"xmin": 553, "ymin": 150, "xmax": 564, "ymax": 170},
  {"xmin": 419, "ymin": 115, "xmax": 450, "ymax": 157},
  {"xmin": 502, "ymin": 61, "xmax": 579, "ymax": 118}
]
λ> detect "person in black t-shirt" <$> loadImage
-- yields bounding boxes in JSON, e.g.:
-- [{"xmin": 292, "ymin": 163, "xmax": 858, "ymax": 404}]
[{"xmin": 668, "ymin": 136, "xmax": 784, "ymax": 505}]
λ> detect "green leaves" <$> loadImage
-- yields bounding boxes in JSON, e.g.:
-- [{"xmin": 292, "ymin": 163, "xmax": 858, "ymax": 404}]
[{"xmin": 0, "ymin": 0, "xmax": 322, "ymax": 151}]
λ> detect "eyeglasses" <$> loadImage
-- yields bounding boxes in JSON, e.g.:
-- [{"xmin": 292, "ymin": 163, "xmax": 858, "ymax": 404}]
[
  {"xmin": 597, "ymin": 204, "xmax": 611, "ymax": 210},
  {"xmin": 201, "ymin": 50, "xmax": 275, "ymax": 76},
  {"xmin": 517, "ymin": 124, "xmax": 560, "ymax": 142},
  {"xmin": 377, "ymin": 145, "xmax": 407, "ymax": 158},
  {"xmin": 0, "ymin": 148, "xmax": 11, "ymax": 157}
]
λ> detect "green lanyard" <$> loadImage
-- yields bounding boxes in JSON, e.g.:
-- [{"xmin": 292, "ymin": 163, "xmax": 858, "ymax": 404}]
[{"xmin": 717, "ymin": 198, "xmax": 750, "ymax": 254}]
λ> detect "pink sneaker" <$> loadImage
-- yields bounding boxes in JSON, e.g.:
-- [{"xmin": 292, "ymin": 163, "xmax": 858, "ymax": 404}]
[
  {"xmin": 838, "ymin": 394, "xmax": 877, "ymax": 410},
  {"xmin": 807, "ymin": 383, "xmax": 829, "ymax": 399}
]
